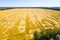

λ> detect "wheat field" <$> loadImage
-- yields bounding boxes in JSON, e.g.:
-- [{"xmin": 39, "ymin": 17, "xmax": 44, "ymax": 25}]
[{"xmin": 0, "ymin": 8, "xmax": 60, "ymax": 40}]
